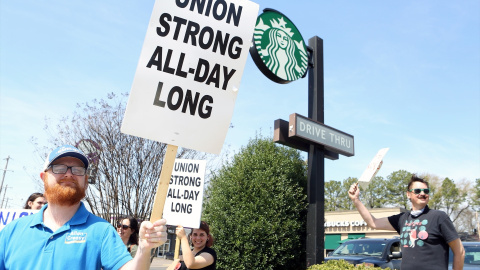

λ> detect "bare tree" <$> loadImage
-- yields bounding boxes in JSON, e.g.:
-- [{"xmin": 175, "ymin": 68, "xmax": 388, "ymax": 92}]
[
  {"xmin": 454, "ymin": 208, "xmax": 477, "ymax": 237},
  {"xmin": 448, "ymin": 179, "xmax": 474, "ymax": 228},
  {"xmin": 33, "ymin": 93, "xmax": 209, "ymax": 222},
  {"xmin": 471, "ymin": 178, "xmax": 480, "ymax": 212}
]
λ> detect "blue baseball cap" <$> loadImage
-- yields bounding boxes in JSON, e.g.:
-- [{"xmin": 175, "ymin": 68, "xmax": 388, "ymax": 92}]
[{"xmin": 43, "ymin": 145, "xmax": 89, "ymax": 171}]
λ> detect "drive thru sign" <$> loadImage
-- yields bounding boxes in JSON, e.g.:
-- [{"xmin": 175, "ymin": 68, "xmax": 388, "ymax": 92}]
[{"xmin": 121, "ymin": 0, "xmax": 259, "ymax": 154}]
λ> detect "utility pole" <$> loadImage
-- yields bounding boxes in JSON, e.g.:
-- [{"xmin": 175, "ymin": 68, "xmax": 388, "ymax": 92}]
[
  {"xmin": 0, "ymin": 156, "xmax": 12, "ymax": 196},
  {"xmin": 0, "ymin": 184, "xmax": 9, "ymax": 208},
  {"xmin": 2, "ymin": 197, "xmax": 10, "ymax": 209}
]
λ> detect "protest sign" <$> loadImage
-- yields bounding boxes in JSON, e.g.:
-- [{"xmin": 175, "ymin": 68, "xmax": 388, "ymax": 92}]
[
  {"xmin": 121, "ymin": 0, "xmax": 260, "ymax": 154},
  {"xmin": 0, "ymin": 209, "xmax": 37, "ymax": 231},
  {"xmin": 163, "ymin": 159, "xmax": 206, "ymax": 228},
  {"xmin": 358, "ymin": 148, "xmax": 389, "ymax": 189}
]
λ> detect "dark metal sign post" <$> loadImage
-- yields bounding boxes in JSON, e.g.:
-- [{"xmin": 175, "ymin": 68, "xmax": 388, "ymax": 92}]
[
  {"xmin": 306, "ymin": 36, "xmax": 326, "ymax": 266},
  {"xmin": 274, "ymin": 36, "xmax": 355, "ymax": 267}
]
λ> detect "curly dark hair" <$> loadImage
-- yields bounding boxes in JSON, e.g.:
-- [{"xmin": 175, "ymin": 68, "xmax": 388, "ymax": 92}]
[{"xmin": 407, "ymin": 174, "xmax": 429, "ymax": 190}]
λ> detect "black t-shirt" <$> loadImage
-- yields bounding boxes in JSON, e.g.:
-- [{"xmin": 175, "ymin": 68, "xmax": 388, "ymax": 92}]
[
  {"xmin": 388, "ymin": 205, "xmax": 459, "ymax": 270},
  {"xmin": 176, "ymin": 247, "xmax": 217, "ymax": 270}
]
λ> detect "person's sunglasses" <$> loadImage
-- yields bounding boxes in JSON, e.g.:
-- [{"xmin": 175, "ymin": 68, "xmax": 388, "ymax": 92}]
[
  {"xmin": 409, "ymin": 188, "xmax": 430, "ymax": 195},
  {"xmin": 46, "ymin": 164, "xmax": 86, "ymax": 176},
  {"xmin": 117, "ymin": 224, "xmax": 130, "ymax": 230}
]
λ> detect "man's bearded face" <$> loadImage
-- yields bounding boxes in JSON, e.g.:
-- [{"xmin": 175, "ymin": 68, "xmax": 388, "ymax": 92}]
[{"xmin": 44, "ymin": 175, "xmax": 86, "ymax": 206}]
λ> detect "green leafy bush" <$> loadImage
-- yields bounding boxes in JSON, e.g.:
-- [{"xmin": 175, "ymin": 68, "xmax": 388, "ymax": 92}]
[
  {"xmin": 307, "ymin": 260, "xmax": 390, "ymax": 270},
  {"xmin": 203, "ymin": 136, "xmax": 308, "ymax": 270}
]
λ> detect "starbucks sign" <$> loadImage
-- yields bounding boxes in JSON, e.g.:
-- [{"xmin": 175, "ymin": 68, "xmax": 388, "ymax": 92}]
[{"xmin": 249, "ymin": 9, "xmax": 308, "ymax": 84}]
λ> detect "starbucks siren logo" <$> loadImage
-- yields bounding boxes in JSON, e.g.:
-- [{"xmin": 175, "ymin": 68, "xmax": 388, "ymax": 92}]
[{"xmin": 250, "ymin": 9, "xmax": 308, "ymax": 84}]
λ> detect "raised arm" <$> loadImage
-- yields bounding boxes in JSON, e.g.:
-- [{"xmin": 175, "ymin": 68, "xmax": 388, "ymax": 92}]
[{"xmin": 348, "ymin": 183, "xmax": 395, "ymax": 231}]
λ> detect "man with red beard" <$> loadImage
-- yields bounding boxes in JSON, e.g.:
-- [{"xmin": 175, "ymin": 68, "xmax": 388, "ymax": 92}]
[
  {"xmin": 348, "ymin": 175, "xmax": 465, "ymax": 270},
  {"xmin": 0, "ymin": 145, "xmax": 168, "ymax": 270}
]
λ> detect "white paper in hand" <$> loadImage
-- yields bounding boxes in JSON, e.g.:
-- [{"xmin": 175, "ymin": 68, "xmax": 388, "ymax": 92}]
[{"xmin": 358, "ymin": 148, "xmax": 389, "ymax": 189}]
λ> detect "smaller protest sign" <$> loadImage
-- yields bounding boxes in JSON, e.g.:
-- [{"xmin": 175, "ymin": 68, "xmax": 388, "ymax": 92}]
[
  {"xmin": 0, "ymin": 209, "xmax": 38, "ymax": 231},
  {"xmin": 162, "ymin": 159, "xmax": 206, "ymax": 229},
  {"xmin": 358, "ymin": 148, "xmax": 389, "ymax": 189}
]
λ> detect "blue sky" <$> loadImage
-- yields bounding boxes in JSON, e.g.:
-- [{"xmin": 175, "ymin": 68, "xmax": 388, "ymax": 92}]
[{"xmin": 1, "ymin": 0, "xmax": 479, "ymax": 208}]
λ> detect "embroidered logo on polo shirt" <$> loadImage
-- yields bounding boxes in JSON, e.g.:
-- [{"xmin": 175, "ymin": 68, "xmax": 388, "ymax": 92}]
[{"xmin": 65, "ymin": 231, "xmax": 87, "ymax": 244}]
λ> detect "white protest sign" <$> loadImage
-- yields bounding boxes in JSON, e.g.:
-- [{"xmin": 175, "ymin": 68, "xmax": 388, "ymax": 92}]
[
  {"xmin": 121, "ymin": 0, "xmax": 259, "ymax": 154},
  {"xmin": 0, "ymin": 209, "xmax": 38, "ymax": 231},
  {"xmin": 358, "ymin": 148, "xmax": 389, "ymax": 189},
  {"xmin": 163, "ymin": 159, "xmax": 206, "ymax": 228}
]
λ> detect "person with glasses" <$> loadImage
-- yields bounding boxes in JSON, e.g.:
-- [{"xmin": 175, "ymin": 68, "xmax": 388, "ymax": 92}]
[
  {"xmin": 23, "ymin": 192, "xmax": 47, "ymax": 210},
  {"xmin": 0, "ymin": 144, "xmax": 168, "ymax": 270},
  {"xmin": 117, "ymin": 216, "xmax": 140, "ymax": 257},
  {"xmin": 348, "ymin": 175, "xmax": 465, "ymax": 270}
]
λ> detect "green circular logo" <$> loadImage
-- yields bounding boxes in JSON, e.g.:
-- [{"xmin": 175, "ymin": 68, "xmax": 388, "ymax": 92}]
[{"xmin": 249, "ymin": 9, "xmax": 308, "ymax": 84}]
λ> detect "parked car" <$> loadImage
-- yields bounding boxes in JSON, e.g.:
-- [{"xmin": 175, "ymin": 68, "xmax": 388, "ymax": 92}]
[
  {"xmin": 325, "ymin": 238, "xmax": 402, "ymax": 270},
  {"xmin": 448, "ymin": 241, "xmax": 480, "ymax": 270}
]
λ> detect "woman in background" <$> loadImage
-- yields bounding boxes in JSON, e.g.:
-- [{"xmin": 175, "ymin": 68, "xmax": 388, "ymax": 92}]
[
  {"xmin": 167, "ymin": 221, "xmax": 216, "ymax": 270},
  {"xmin": 117, "ymin": 216, "xmax": 139, "ymax": 257},
  {"xmin": 23, "ymin": 192, "xmax": 46, "ymax": 210}
]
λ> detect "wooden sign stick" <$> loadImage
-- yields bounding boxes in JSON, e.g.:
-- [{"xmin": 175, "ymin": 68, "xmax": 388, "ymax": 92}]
[
  {"xmin": 150, "ymin": 144, "xmax": 178, "ymax": 222},
  {"xmin": 174, "ymin": 236, "xmax": 181, "ymax": 259}
]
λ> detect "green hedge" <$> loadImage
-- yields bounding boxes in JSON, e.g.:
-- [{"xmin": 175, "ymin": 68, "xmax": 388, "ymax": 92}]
[
  {"xmin": 203, "ymin": 137, "xmax": 308, "ymax": 269},
  {"xmin": 307, "ymin": 260, "xmax": 390, "ymax": 270}
]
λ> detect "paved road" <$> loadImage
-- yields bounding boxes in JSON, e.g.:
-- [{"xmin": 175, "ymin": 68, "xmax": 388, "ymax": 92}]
[{"xmin": 150, "ymin": 257, "xmax": 174, "ymax": 270}]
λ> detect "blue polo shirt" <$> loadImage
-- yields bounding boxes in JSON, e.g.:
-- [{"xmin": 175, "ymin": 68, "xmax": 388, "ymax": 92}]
[{"xmin": 0, "ymin": 202, "xmax": 132, "ymax": 270}]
